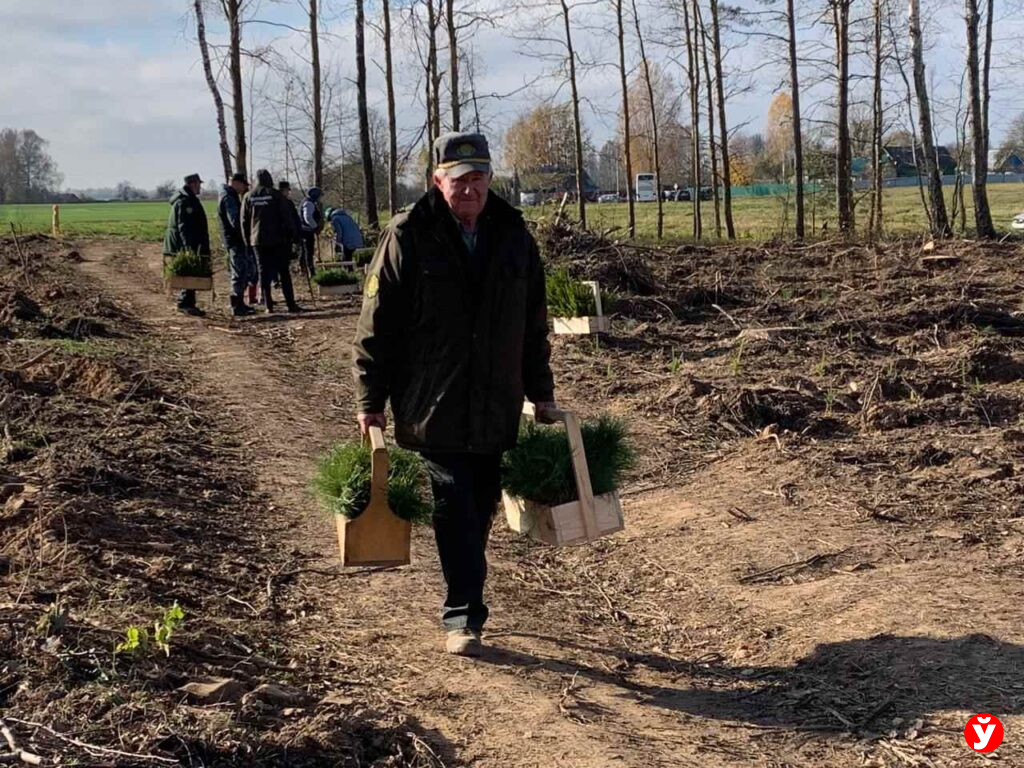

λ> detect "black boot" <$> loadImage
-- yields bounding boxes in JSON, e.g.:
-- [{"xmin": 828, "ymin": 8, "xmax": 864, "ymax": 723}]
[{"xmin": 231, "ymin": 295, "xmax": 255, "ymax": 317}]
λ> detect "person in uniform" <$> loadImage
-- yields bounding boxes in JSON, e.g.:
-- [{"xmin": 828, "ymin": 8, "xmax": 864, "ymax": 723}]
[
  {"xmin": 353, "ymin": 132, "xmax": 557, "ymax": 657},
  {"xmin": 162, "ymin": 173, "xmax": 210, "ymax": 316},
  {"xmin": 242, "ymin": 169, "xmax": 303, "ymax": 313}
]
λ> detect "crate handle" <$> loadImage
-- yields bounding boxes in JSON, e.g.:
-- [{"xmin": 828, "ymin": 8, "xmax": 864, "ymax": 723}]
[
  {"xmin": 581, "ymin": 280, "xmax": 603, "ymax": 318},
  {"xmin": 363, "ymin": 426, "xmax": 389, "ymax": 508},
  {"xmin": 522, "ymin": 403, "xmax": 599, "ymax": 541}
]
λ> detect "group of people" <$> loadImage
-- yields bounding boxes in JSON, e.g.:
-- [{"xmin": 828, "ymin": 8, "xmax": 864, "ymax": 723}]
[{"xmin": 162, "ymin": 170, "xmax": 364, "ymax": 317}]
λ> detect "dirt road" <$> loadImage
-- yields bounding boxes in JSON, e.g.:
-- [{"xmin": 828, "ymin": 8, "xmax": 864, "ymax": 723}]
[{"xmin": 5, "ymin": 234, "xmax": 1020, "ymax": 766}]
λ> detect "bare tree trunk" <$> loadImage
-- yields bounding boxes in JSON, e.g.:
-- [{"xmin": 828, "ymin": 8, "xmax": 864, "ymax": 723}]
[
  {"xmin": 356, "ymin": 0, "xmax": 379, "ymax": 226},
  {"xmin": 697, "ymin": 5, "xmax": 721, "ymax": 238},
  {"xmin": 560, "ymin": 0, "xmax": 587, "ymax": 227},
  {"xmin": 383, "ymin": 0, "xmax": 399, "ymax": 213},
  {"xmin": 224, "ymin": 0, "xmax": 247, "ymax": 177},
  {"xmin": 832, "ymin": 0, "xmax": 853, "ymax": 233},
  {"xmin": 870, "ymin": 0, "xmax": 884, "ymax": 238},
  {"xmin": 709, "ymin": 0, "xmax": 734, "ymax": 239},
  {"xmin": 310, "ymin": 0, "xmax": 323, "ymax": 189},
  {"xmin": 909, "ymin": 0, "xmax": 950, "ymax": 237},
  {"xmin": 683, "ymin": 0, "xmax": 701, "ymax": 238},
  {"xmin": 631, "ymin": 0, "xmax": 662, "ymax": 239},
  {"xmin": 616, "ymin": 0, "xmax": 636, "ymax": 237},
  {"xmin": 965, "ymin": 0, "xmax": 995, "ymax": 236},
  {"xmin": 446, "ymin": 0, "xmax": 460, "ymax": 130},
  {"xmin": 785, "ymin": 0, "xmax": 805, "ymax": 238},
  {"xmin": 194, "ymin": 0, "xmax": 232, "ymax": 182},
  {"xmin": 427, "ymin": 0, "xmax": 442, "ymax": 138}
]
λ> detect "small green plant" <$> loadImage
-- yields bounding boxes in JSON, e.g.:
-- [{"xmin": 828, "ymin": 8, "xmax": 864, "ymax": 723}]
[
  {"xmin": 668, "ymin": 348, "xmax": 684, "ymax": 374},
  {"xmin": 313, "ymin": 442, "xmax": 432, "ymax": 523},
  {"xmin": 352, "ymin": 247, "xmax": 376, "ymax": 267},
  {"xmin": 824, "ymin": 388, "xmax": 837, "ymax": 416},
  {"xmin": 116, "ymin": 603, "xmax": 185, "ymax": 657},
  {"xmin": 163, "ymin": 250, "xmax": 211, "ymax": 278},
  {"xmin": 312, "ymin": 268, "xmax": 360, "ymax": 286},
  {"xmin": 502, "ymin": 416, "xmax": 635, "ymax": 506},
  {"xmin": 731, "ymin": 337, "xmax": 747, "ymax": 376},
  {"xmin": 780, "ymin": 287, "xmax": 794, "ymax": 301},
  {"xmin": 814, "ymin": 350, "xmax": 828, "ymax": 377},
  {"xmin": 546, "ymin": 268, "xmax": 616, "ymax": 319}
]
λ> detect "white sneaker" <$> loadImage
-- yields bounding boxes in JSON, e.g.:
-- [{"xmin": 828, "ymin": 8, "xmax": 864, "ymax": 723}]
[{"xmin": 445, "ymin": 628, "xmax": 483, "ymax": 657}]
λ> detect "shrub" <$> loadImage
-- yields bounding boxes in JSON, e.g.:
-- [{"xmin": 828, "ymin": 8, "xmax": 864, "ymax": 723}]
[
  {"xmin": 164, "ymin": 250, "xmax": 211, "ymax": 278},
  {"xmin": 502, "ymin": 415, "xmax": 634, "ymax": 506},
  {"xmin": 546, "ymin": 268, "xmax": 616, "ymax": 318},
  {"xmin": 312, "ymin": 268, "xmax": 360, "ymax": 286},
  {"xmin": 353, "ymin": 247, "xmax": 376, "ymax": 267},
  {"xmin": 313, "ymin": 441, "xmax": 432, "ymax": 523}
]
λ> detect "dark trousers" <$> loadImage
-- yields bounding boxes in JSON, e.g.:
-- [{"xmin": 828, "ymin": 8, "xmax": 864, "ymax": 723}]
[
  {"xmin": 254, "ymin": 245, "xmax": 296, "ymax": 308},
  {"xmin": 300, "ymin": 232, "xmax": 316, "ymax": 276},
  {"xmin": 421, "ymin": 452, "xmax": 502, "ymax": 632}
]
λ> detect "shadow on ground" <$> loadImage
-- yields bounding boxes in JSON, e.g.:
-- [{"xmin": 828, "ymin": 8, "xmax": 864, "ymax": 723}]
[{"xmin": 485, "ymin": 632, "xmax": 1024, "ymax": 733}]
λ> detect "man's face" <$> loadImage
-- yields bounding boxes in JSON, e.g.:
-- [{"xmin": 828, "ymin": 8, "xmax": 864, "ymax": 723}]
[
  {"xmin": 434, "ymin": 170, "xmax": 490, "ymax": 221},
  {"xmin": 281, "ymin": 187, "xmax": 291, "ymax": 199},
  {"xmin": 188, "ymin": 180, "xmax": 202, "ymax": 195},
  {"xmin": 231, "ymin": 180, "xmax": 248, "ymax": 194}
]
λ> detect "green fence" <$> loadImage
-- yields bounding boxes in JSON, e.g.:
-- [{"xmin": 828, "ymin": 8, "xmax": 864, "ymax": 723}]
[{"xmin": 728, "ymin": 183, "xmax": 823, "ymax": 197}]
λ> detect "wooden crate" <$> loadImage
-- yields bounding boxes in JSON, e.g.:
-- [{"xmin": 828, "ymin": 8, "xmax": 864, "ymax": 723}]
[
  {"xmin": 504, "ymin": 490, "xmax": 623, "ymax": 546},
  {"xmin": 553, "ymin": 315, "xmax": 611, "ymax": 335},
  {"xmin": 166, "ymin": 275, "xmax": 213, "ymax": 291},
  {"xmin": 504, "ymin": 404, "xmax": 624, "ymax": 547},
  {"xmin": 336, "ymin": 426, "xmax": 411, "ymax": 567},
  {"xmin": 318, "ymin": 282, "xmax": 360, "ymax": 297}
]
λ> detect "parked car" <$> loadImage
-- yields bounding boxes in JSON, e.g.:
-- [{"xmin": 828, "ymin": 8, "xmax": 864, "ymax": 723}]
[
  {"xmin": 1012, "ymin": 212, "xmax": 1024, "ymax": 230},
  {"xmin": 598, "ymin": 192, "xmax": 620, "ymax": 203}
]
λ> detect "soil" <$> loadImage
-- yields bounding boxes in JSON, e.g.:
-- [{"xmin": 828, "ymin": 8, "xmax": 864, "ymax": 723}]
[{"xmin": 2, "ymin": 228, "xmax": 1022, "ymax": 767}]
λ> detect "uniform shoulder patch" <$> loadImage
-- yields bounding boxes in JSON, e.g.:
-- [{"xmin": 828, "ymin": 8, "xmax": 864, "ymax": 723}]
[
  {"xmin": 365, "ymin": 274, "xmax": 380, "ymax": 298},
  {"xmin": 185, "ymin": 207, "xmax": 194, "ymax": 214}
]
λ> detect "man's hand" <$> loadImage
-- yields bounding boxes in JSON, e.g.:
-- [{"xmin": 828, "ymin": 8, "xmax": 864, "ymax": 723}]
[
  {"xmin": 358, "ymin": 412, "xmax": 387, "ymax": 436},
  {"xmin": 533, "ymin": 401, "xmax": 560, "ymax": 424}
]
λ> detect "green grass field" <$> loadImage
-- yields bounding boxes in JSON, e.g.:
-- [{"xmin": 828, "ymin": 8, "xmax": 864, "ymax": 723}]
[
  {"xmin": 3, "ymin": 183, "xmax": 1024, "ymax": 243},
  {"xmin": 0, "ymin": 200, "xmax": 219, "ymax": 242}
]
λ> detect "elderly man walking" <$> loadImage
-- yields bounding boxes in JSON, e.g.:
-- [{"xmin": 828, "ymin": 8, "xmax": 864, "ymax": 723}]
[
  {"xmin": 163, "ymin": 173, "xmax": 210, "ymax": 317},
  {"xmin": 241, "ymin": 169, "xmax": 303, "ymax": 314},
  {"xmin": 353, "ymin": 132, "xmax": 557, "ymax": 657},
  {"xmin": 218, "ymin": 172, "xmax": 257, "ymax": 316}
]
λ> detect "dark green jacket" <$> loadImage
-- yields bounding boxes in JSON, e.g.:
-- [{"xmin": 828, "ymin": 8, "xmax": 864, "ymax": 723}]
[
  {"xmin": 163, "ymin": 188, "xmax": 210, "ymax": 257},
  {"xmin": 353, "ymin": 188, "xmax": 554, "ymax": 454},
  {"xmin": 241, "ymin": 186, "xmax": 297, "ymax": 248}
]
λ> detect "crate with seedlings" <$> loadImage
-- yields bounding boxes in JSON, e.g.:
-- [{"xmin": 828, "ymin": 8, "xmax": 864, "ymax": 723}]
[
  {"xmin": 313, "ymin": 428, "xmax": 431, "ymax": 566},
  {"xmin": 312, "ymin": 267, "xmax": 361, "ymax": 296},
  {"xmin": 547, "ymin": 268, "xmax": 613, "ymax": 335},
  {"xmin": 163, "ymin": 250, "xmax": 213, "ymax": 292},
  {"xmin": 502, "ymin": 405, "xmax": 634, "ymax": 546},
  {"xmin": 353, "ymin": 247, "xmax": 376, "ymax": 274}
]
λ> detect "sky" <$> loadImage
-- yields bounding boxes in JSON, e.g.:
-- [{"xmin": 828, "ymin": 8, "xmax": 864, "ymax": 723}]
[{"xmin": 3, "ymin": 1, "xmax": 1023, "ymax": 192}]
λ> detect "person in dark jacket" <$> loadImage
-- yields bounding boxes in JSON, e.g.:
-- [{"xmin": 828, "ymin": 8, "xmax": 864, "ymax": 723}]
[
  {"xmin": 218, "ymin": 172, "xmax": 256, "ymax": 316},
  {"xmin": 241, "ymin": 169, "xmax": 303, "ymax": 313},
  {"xmin": 353, "ymin": 132, "xmax": 557, "ymax": 657},
  {"xmin": 278, "ymin": 180, "xmax": 304, "ymax": 254},
  {"xmin": 163, "ymin": 173, "xmax": 210, "ymax": 316},
  {"xmin": 299, "ymin": 187, "xmax": 323, "ymax": 276}
]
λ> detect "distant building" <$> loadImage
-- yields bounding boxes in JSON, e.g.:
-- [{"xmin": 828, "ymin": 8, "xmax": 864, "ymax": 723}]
[
  {"xmin": 882, "ymin": 145, "xmax": 957, "ymax": 177},
  {"xmin": 994, "ymin": 152, "xmax": 1024, "ymax": 173}
]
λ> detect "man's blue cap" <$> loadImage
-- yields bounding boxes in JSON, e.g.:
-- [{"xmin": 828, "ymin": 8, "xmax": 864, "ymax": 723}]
[{"xmin": 433, "ymin": 132, "xmax": 491, "ymax": 178}]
